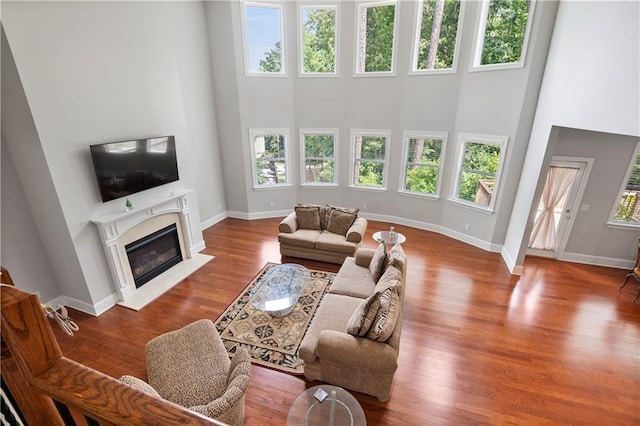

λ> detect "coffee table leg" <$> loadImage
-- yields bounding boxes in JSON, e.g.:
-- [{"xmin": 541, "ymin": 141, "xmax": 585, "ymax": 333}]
[{"xmin": 329, "ymin": 390, "xmax": 337, "ymax": 426}]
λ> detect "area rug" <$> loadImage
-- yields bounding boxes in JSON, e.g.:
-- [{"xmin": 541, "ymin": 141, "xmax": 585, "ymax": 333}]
[{"xmin": 214, "ymin": 263, "xmax": 335, "ymax": 374}]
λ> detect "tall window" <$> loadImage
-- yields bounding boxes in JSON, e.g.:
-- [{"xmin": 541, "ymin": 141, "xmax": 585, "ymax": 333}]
[
  {"xmin": 299, "ymin": 5, "xmax": 338, "ymax": 76},
  {"xmin": 411, "ymin": 0, "xmax": 464, "ymax": 74},
  {"xmin": 355, "ymin": 1, "xmax": 398, "ymax": 75},
  {"xmin": 249, "ymin": 129, "xmax": 290, "ymax": 188},
  {"xmin": 473, "ymin": 0, "xmax": 535, "ymax": 70},
  {"xmin": 351, "ymin": 130, "xmax": 390, "ymax": 189},
  {"xmin": 609, "ymin": 142, "xmax": 640, "ymax": 227},
  {"xmin": 452, "ymin": 134, "xmax": 508, "ymax": 211},
  {"xmin": 300, "ymin": 129, "xmax": 337, "ymax": 185},
  {"xmin": 243, "ymin": 2, "xmax": 285, "ymax": 75},
  {"xmin": 400, "ymin": 132, "xmax": 447, "ymax": 197}
]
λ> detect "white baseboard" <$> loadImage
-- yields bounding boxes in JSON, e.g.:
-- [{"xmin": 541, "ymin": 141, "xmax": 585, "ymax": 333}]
[
  {"xmin": 560, "ymin": 252, "xmax": 634, "ymax": 270},
  {"xmin": 439, "ymin": 226, "xmax": 503, "ymax": 253},
  {"xmin": 201, "ymin": 211, "xmax": 228, "ymax": 230},
  {"xmin": 501, "ymin": 247, "xmax": 524, "ymax": 275},
  {"xmin": 227, "ymin": 209, "xmax": 290, "ymax": 220},
  {"xmin": 43, "ymin": 294, "xmax": 115, "ymax": 317}
]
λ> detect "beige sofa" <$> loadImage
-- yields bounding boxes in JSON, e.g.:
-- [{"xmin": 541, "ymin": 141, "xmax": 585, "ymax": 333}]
[
  {"xmin": 299, "ymin": 244, "xmax": 407, "ymax": 401},
  {"xmin": 278, "ymin": 204, "xmax": 368, "ymax": 264}
]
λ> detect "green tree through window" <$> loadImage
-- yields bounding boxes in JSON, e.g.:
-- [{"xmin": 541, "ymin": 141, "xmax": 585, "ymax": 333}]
[
  {"xmin": 353, "ymin": 133, "xmax": 387, "ymax": 187},
  {"xmin": 301, "ymin": 8, "xmax": 336, "ymax": 74},
  {"xmin": 357, "ymin": 2, "xmax": 396, "ymax": 73},
  {"xmin": 253, "ymin": 132, "xmax": 288, "ymax": 186},
  {"xmin": 415, "ymin": 0, "xmax": 462, "ymax": 71},
  {"xmin": 612, "ymin": 148, "xmax": 640, "ymax": 224},
  {"xmin": 481, "ymin": 0, "xmax": 531, "ymax": 65},
  {"xmin": 458, "ymin": 142, "xmax": 502, "ymax": 205},
  {"xmin": 404, "ymin": 137, "xmax": 444, "ymax": 194},
  {"xmin": 303, "ymin": 133, "xmax": 336, "ymax": 184}
]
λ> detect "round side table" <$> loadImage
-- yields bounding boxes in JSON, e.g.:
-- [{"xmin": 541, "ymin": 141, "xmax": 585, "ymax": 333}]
[
  {"xmin": 287, "ymin": 385, "xmax": 367, "ymax": 426},
  {"xmin": 372, "ymin": 230, "xmax": 406, "ymax": 247}
]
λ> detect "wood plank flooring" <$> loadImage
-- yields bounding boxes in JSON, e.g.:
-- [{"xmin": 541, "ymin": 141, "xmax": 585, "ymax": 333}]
[{"xmin": 53, "ymin": 218, "xmax": 640, "ymax": 425}]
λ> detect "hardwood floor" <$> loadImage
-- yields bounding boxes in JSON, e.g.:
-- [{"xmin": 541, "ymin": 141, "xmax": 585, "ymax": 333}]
[{"xmin": 53, "ymin": 218, "xmax": 639, "ymax": 425}]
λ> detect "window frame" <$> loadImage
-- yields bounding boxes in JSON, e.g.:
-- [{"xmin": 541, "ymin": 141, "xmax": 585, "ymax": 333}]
[
  {"xmin": 298, "ymin": 4, "xmax": 339, "ymax": 77},
  {"xmin": 449, "ymin": 133, "xmax": 509, "ymax": 213},
  {"xmin": 299, "ymin": 128, "xmax": 339, "ymax": 187},
  {"xmin": 349, "ymin": 129, "xmax": 391, "ymax": 191},
  {"xmin": 249, "ymin": 128, "xmax": 291, "ymax": 189},
  {"xmin": 607, "ymin": 141, "xmax": 640, "ymax": 228},
  {"xmin": 353, "ymin": 0, "xmax": 399, "ymax": 77},
  {"xmin": 470, "ymin": 0, "xmax": 536, "ymax": 72},
  {"xmin": 409, "ymin": 0, "xmax": 466, "ymax": 75},
  {"xmin": 399, "ymin": 131, "xmax": 448, "ymax": 198},
  {"xmin": 242, "ymin": 1, "xmax": 287, "ymax": 77}
]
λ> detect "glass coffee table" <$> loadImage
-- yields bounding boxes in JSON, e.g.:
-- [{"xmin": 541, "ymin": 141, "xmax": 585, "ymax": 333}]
[
  {"xmin": 287, "ymin": 385, "xmax": 367, "ymax": 426},
  {"xmin": 249, "ymin": 264, "xmax": 311, "ymax": 317}
]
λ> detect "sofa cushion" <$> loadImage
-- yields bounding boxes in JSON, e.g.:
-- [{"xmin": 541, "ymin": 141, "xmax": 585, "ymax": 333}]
[
  {"xmin": 366, "ymin": 286, "xmax": 400, "ymax": 342},
  {"xmin": 326, "ymin": 209, "xmax": 357, "ymax": 235},
  {"xmin": 297, "ymin": 203, "xmax": 330, "ymax": 230},
  {"xmin": 299, "ymin": 294, "xmax": 363, "ymax": 360},
  {"xmin": 328, "ymin": 257, "xmax": 376, "ymax": 298},
  {"xmin": 295, "ymin": 206, "xmax": 321, "ymax": 230},
  {"xmin": 315, "ymin": 231, "xmax": 358, "ymax": 254},
  {"xmin": 375, "ymin": 265, "xmax": 402, "ymax": 297},
  {"xmin": 278, "ymin": 229, "xmax": 321, "ymax": 249},
  {"xmin": 369, "ymin": 243, "xmax": 387, "ymax": 283},
  {"xmin": 345, "ymin": 291, "xmax": 383, "ymax": 337}
]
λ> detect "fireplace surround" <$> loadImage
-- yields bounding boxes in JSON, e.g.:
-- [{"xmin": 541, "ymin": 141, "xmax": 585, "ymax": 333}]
[{"xmin": 91, "ymin": 189, "xmax": 211, "ymax": 310}]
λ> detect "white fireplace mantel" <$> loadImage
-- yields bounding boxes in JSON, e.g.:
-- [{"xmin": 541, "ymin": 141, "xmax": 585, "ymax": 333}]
[{"xmin": 91, "ymin": 189, "xmax": 210, "ymax": 309}]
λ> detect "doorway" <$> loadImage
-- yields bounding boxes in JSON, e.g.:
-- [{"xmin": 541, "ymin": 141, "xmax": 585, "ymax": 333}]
[{"xmin": 527, "ymin": 158, "xmax": 591, "ymax": 259}]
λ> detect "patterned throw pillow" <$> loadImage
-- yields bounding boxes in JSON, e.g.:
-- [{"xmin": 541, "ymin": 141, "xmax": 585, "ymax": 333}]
[
  {"xmin": 366, "ymin": 286, "xmax": 400, "ymax": 342},
  {"xmin": 326, "ymin": 209, "xmax": 357, "ymax": 236},
  {"xmin": 297, "ymin": 203, "xmax": 329, "ymax": 229},
  {"xmin": 294, "ymin": 206, "xmax": 321, "ymax": 230},
  {"xmin": 369, "ymin": 243, "xmax": 387, "ymax": 283},
  {"xmin": 345, "ymin": 291, "xmax": 382, "ymax": 336}
]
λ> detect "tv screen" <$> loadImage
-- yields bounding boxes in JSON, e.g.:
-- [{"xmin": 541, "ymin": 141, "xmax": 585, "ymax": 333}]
[{"xmin": 90, "ymin": 136, "xmax": 179, "ymax": 202}]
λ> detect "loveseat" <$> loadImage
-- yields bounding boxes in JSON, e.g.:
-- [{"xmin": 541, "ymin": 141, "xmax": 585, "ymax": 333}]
[
  {"xmin": 278, "ymin": 204, "xmax": 368, "ymax": 264},
  {"xmin": 299, "ymin": 244, "xmax": 407, "ymax": 401}
]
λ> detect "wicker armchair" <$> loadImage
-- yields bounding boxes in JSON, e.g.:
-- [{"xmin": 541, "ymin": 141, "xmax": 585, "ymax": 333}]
[{"xmin": 120, "ymin": 319, "xmax": 251, "ymax": 426}]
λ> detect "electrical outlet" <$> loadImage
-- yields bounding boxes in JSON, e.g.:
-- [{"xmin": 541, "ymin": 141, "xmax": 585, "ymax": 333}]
[
  {"xmin": 464, "ymin": 224, "xmax": 470, "ymax": 231},
  {"xmin": 363, "ymin": 203, "xmax": 368, "ymax": 210},
  {"xmin": 269, "ymin": 202, "xmax": 275, "ymax": 208}
]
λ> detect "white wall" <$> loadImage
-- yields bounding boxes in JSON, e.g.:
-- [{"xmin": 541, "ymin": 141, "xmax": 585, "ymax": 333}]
[
  {"xmin": 503, "ymin": 0, "xmax": 640, "ymax": 272},
  {"xmin": 2, "ymin": 1, "xmax": 224, "ymax": 313}
]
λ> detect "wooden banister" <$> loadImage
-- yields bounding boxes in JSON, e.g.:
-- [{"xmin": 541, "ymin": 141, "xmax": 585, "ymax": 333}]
[{"xmin": 1, "ymin": 281, "xmax": 223, "ymax": 425}]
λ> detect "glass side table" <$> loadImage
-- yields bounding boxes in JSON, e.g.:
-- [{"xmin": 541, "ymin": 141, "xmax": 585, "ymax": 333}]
[
  {"xmin": 372, "ymin": 230, "xmax": 406, "ymax": 247},
  {"xmin": 287, "ymin": 385, "xmax": 367, "ymax": 426}
]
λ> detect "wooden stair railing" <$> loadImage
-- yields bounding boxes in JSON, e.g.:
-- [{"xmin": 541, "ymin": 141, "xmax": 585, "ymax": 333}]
[{"xmin": 1, "ymin": 268, "xmax": 224, "ymax": 425}]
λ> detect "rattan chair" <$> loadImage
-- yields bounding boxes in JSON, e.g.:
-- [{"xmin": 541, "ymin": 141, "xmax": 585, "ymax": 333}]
[
  {"xmin": 121, "ymin": 319, "xmax": 251, "ymax": 426},
  {"xmin": 619, "ymin": 238, "xmax": 640, "ymax": 303}
]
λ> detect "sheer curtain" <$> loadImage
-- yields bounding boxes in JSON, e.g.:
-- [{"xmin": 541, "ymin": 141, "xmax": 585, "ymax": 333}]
[{"xmin": 529, "ymin": 166, "xmax": 578, "ymax": 251}]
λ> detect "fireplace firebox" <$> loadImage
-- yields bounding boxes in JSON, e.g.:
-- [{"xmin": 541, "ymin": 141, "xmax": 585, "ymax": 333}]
[{"xmin": 125, "ymin": 224, "xmax": 183, "ymax": 288}]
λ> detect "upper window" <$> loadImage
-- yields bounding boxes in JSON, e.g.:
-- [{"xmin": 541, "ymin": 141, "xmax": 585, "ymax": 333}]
[
  {"xmin": 243, "ymin": 2, "xmax": 285, "ymax": 76},
  {"xmin": 411, "ymin": 0, "xmax": 464, "ymax": 74},
  {"xmin": 609, "ymin": 142, "xmax": 640, "ymax": 227},
  {"xmin": 472, "ymin": 0, "xmax": 535, "ymax": 70},
  {"xmin": 350, "ymin": 129, "xmax": 390, "ymax": 189},
  {"xmin": 300, "ymin": 129, "xmax": 338, "ymax": 186},
  {"xmin": 299, "ymin": 5, "xmax": 338, "ymax": 76},
  {"xmin": 355, "ymin": 1, "xmax": 398, "ymax": 76},
  {"xmin": 400, "ymin": 131, "xmax": 447, "ymax": 197},
  {"xmin": 249, "ymin": 129, "xmax": 290, "ymax": 188},
  {"xmin": 451, "ymin": 133, "xmax": 508, "ymax": 212}
]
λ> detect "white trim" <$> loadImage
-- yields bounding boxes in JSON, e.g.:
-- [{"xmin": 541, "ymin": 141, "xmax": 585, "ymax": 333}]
[
  {"xmin": 353, "ymin": 0, "xmax": 399, "ymax": 77},
  {"xmin": 606, "ymin": 141, "xmax": 640, "ymax": 228},
  {"xmin": 398, "ymin": 130, "xmax": 448, "ymax": 198},
  {"xmin": 560, "ymin": 252, "xmax": 635, "ymax": 270},
  {"xmin": 470, "ymin": 0, "xmax": 536, "ymax": 72},
  {"xmin": 349, "ymin": 128, "xmax": 391, "ymax": 190},
  {"xmin": 242, "ymin": 1, "xmax": 287, "ymax": 77},
  {"xmin": 298, "ymin": 4, "xmax": 340, "ymax": 77},
  {"xmin": 409, "ymin": 0, "xmax": 466, "ymax": 75},
  {"xmin": 450, "ymin": 132, "xmax": 509, "ymax": 213},
  {"xmin": 201, "ymin": 211, "xmax": 229, "ymax": 231},
  {"xmin": 249, "ymin": 128, "xmax": 291, "ymax": 189},
  {"xmin": 299, "ymin": 128, "xmax": 339, "ymax": 186},
  {"xmin": 501, "ymin": 246, "xmax": 523, "ymax": 275}
]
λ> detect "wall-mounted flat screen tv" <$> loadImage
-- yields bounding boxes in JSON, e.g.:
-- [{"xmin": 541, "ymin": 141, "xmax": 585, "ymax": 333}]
[{"xmin": 90, "ymin": 135, "xmax": 179, "ymax": 202}]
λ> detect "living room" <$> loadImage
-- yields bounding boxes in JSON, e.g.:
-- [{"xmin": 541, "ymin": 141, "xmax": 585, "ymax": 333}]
[{"xmin": 1, "ymin": 0, "xmax": 639, "ymax": 423}]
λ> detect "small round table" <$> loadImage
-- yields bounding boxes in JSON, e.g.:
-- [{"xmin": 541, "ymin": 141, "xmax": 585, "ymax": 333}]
[
  {"xmin": 287, "ymin": 385, "xmax": 367, "ymax": 426},
  {"xmin": 249, "ymin": 264, "xmax": 310, "ymax": 317},
  {"xmin": 372, "ymin": 230, "xmax": 406, "ymax": 247}
]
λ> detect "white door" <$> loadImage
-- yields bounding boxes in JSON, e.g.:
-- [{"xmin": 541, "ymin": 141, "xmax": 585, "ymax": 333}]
[{"xmin": 527, "ymin": 159, "xmax": 590, "ymax": 259}]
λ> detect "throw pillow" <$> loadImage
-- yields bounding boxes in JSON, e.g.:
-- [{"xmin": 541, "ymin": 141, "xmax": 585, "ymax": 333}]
[
  {"xmin": 375, "ymin": 265, "xmax": 400, "ymax": 295},
  {"xmin": 325, "ymin": 204, "xmax": 360, "ymax": 216},
  {"xmin": 385, "ymin": 245, "xmax": 405, "ymax": 271},
  {"xmin": 345, "ymin": 291, "xmax": 382, "ymax": 336},
  {"xmin": 369, "ymin": 243, "xmax": 387, "ymax": 283},
  {"xmin": 294, "ymin": 206, "xmax": 321, "ymax": 230},
  {"xmin": 297, "ymin": 203, "xmax": 329, "ymax": 230},
  {"xmin": 366, "ymin": 286, "xmax": 400, "ymax": 342},
  {"xmin": 326, "ymin": 209, "xmax": 357, "ymax": 236}
]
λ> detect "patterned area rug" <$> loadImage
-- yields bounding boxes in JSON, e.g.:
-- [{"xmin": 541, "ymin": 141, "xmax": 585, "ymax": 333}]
[{"xmin": 214, "ymin": 263, "xmax": 335, "ymax": 374}]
